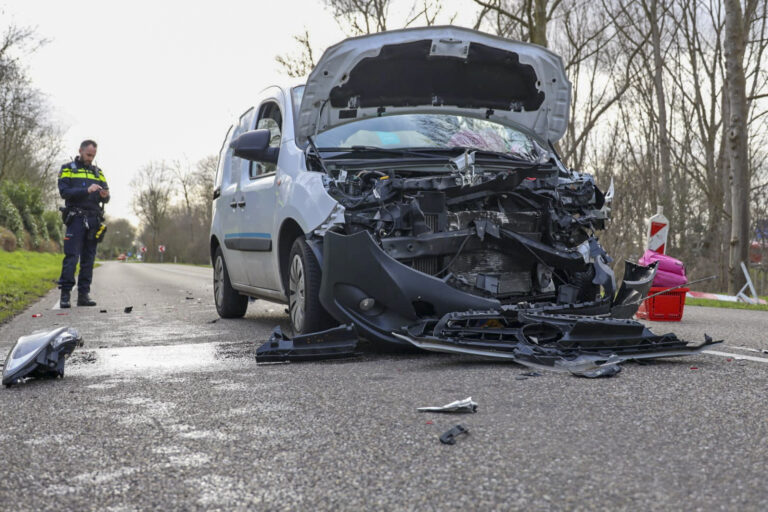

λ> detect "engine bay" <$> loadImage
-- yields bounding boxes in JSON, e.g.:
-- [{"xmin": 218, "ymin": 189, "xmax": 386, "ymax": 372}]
[{"xmin": 315, "ymin": 154, "xmax": 615, "ymax": 306}]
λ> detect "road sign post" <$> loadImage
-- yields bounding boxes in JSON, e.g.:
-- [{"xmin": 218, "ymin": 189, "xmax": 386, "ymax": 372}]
[{"xmin": 158, "ymin": 245, "xmax": 166, "ymax": 264}]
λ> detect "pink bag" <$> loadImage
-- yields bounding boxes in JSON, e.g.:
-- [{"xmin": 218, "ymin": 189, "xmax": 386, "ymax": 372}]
[
  {"xmin": 639, "ymin": 249, "xmax": 687, "ymax": 286},
  {"xmin": 652, "ymin": 268, "xmax": 688, "ymax": 287}
]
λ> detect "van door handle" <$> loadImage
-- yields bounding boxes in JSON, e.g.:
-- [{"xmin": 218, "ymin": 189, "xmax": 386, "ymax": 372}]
[
  {"xmin": 237, "ymin": 201, "xmax": 246, "ymax": 207},
  {"xmin": 229, "ymin": 201, "xmax": 237, "ymax": 208}
]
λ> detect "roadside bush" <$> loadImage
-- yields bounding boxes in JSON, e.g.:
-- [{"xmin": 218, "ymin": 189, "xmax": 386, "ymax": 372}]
[
  {"xmin": 0, "ymin": 190, "xmax": 24, "ymax": 242},
  {"xmin": 1, "ymin": 181, "xmax": 45, "ymax": 216},
  {"xmin": 21, "ymin": 210, "xmax": 41, "ymax": 248},
  {"xmin": 0, "ymin": 226, "xmax": 16, "ymax": 251},
  {"xmin": 40, "ymin": 239, "xmax": 60, "ymax": 253},
  {"xmin": 43, "ymin": 210, "xmax": 63, "ymax": 246}
]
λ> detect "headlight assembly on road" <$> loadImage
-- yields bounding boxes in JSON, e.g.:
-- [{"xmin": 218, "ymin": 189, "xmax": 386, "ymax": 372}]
[{"xmin": 2, "ymin": 327, "xmax": 82, "ymax": 387}]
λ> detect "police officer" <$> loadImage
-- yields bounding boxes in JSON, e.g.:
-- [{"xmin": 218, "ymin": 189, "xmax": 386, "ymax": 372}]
[{"xmin": 57, "ymin": 140, "xmax": 110, "ymax": 308}]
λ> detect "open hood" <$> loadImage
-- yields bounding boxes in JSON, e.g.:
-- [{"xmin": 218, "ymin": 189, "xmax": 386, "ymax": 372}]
[{"xmin": 296, "ymin": 26, "xmax": 571, "ymax": 147}]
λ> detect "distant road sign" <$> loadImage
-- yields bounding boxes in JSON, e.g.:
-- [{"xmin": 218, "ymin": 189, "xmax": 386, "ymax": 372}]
[
  {"xmin": 127, "ymin": 252, "xmax": 132, "ymax": 257},
  {"xmin": 158, "ymin": 245, "xmax": 166, "ymax": 253},
  {"xmin": 140, "ymin": 246, "xmax": 147, "ymax": 253}
]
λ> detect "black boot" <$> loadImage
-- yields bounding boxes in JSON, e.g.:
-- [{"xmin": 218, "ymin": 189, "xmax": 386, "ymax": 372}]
[
  {"xmin": 77, "ymin": 293, "xmax": 97, "ymax": 306},
  {"xmin": 60, "ymin": 290, "xmax": 71, "ymax": 309}
]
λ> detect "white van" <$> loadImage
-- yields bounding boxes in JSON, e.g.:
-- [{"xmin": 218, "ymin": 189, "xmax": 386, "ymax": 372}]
[{"xmin": 209, "ymin": 26, "xmax": 648, "ymax": 348}]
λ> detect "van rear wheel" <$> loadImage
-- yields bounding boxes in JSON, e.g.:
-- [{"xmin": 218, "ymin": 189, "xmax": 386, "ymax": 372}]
[
  {"xmin": 288, "ymin": 237, "xmax": 335, "ymax": 334},
  {"xmin": 214, "ymin": 247, "xmax": 248, "ymax": 318}
]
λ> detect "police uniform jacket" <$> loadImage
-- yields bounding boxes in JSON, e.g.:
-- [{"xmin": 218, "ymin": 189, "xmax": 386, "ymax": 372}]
[{"xmin": 58, "ymin": 157, "xmax": 109, "ymax": 213}]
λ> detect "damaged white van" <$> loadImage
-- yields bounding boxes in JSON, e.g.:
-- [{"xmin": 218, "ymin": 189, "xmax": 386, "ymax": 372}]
[{"xmin": 210, "ymin": 26, "xmax": 717, "ymax": 369}]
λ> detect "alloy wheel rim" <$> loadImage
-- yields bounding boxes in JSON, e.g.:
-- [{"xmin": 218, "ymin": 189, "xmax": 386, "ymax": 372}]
[
  {"xmin": 288, "ymin": 254, "xmax": 306, "ymax": 332},
  {"xmin": 214, "ymin": 256, "xmax": 224, "ymax": 308}
]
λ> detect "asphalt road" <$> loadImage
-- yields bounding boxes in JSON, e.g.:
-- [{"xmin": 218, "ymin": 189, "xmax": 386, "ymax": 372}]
[{"xmin": 1, "ymin": 261, "xmax": 768, "ymax": 510}]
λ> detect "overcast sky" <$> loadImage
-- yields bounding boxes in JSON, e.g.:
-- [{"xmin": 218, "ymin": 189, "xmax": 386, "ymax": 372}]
[{"xmin": 3, "ymin": 0, "xmax": 473, "ymax": 225}]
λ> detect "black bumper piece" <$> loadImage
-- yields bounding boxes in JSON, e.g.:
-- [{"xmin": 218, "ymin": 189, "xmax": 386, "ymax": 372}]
[{"xmin": 256, "ymin": 325, "xmax": 358, "ymax": 362}]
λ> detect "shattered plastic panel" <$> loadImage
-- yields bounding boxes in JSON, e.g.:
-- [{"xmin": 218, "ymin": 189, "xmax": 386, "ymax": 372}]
[{"xmin": 2, "ymin": 327, "xmax": 82, "ymax": 386}]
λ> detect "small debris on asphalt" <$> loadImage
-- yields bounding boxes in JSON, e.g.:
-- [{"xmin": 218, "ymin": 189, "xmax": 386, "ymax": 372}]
[
  {"xmin": 124, "ymin": 306, "xmax": 133, "ymax": 313},
  {"xmin": 517, "ymin": 371, "xmax": 543, "ymax": 379},
  {"xmin": 575, "ymin": 364, "xmax": 623, "ymax": 378},
  {"xmin": 31, "ymin": 314, "xmax": 42, "ymax": 318},
  {"xmin": 56, "ymin": 313, "xmax": 68, "ymax": 316},
  {"xmin": 418, "ymin": 397, "xmax": 478, "ymax": 413},
  {"xmin": 690, "ymin": 367, "xmax": 698, "ymax": 370},
  {"xmin": 426, "ymin": 420, "xmax": 434, "ymax": 425},
  {"xmin": 185, "ymin": 297, "xmax": 194, "ymax": 300},
  {"xmin": 99, "ymin": 309, "xmax": 107, "ymax": 313},
  {"xmin": 440, "ymin": 425, "xmax": 469, "ymax": 445},
  {"xmin": 209, "ymin": 318, "xmax": 219, "ymax": 324}
]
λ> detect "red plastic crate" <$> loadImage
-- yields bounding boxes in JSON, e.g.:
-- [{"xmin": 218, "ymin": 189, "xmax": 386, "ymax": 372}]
[{"xmin": 636, "ymin": 287, "xmax": 689, "ymax": 321}]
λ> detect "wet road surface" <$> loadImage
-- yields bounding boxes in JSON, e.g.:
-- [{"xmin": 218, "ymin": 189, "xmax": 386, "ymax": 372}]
[{"xmin": 1, "ymin": 261, "xmax": 768, "ymax": 510}]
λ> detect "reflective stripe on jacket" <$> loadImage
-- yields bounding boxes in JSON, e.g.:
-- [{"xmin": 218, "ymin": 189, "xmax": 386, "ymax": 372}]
[{"xmin": 58, "ymin": 158, "xmax": 110, "ymax": 212}]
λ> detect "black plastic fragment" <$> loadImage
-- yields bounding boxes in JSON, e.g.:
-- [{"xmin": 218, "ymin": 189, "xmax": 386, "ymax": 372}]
[
  {"xmin": 256, "ymin": 325, "xmax": 358, "ymax": 362},
  {"xmin": 574, "ymin": 364, "xmax": 622, "ymax": 378},
  {"xmin": 124, "ymin": 306, "xmax": 133, "ymax": 313},
  {"xmin": 440, "ymin": 424, "xmax": 469, "ymax": 445}
]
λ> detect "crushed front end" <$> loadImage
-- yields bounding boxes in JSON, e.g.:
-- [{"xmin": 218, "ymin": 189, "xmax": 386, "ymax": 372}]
[{"xmin": 311, "ymin": 145, "xmax": 656, "ymax": 347}]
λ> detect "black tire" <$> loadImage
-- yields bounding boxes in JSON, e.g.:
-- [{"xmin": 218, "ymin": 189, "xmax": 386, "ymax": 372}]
[
  {"xmin": 213, "ymin": 247, "xmax": 248, "ymax": 318},
  {"xmin": 287, "ymin": 236, "xmax": 335, "ymax": 334}
]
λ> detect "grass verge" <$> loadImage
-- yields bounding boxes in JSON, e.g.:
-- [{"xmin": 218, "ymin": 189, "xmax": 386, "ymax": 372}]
[
  {"xmin": 685, "ymin": 297, "xmax": 768, "ymax": 312},
  {"xmin": 0, "ymin": 250, "xmax": 62, "ymax": 323}
]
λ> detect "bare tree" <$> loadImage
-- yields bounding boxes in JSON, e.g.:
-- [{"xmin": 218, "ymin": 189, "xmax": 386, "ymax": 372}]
[
  {"xmin": 723, "ymin": 0, "xmax": 751, "ymax": 292},
  {"xmin": 131, "ymin": 162, "xmax": 173, "ymax": 262},
  {"xmin": 472, "ymin": 0, "xmax": 563, "ymax": 46},
  {"xmin": 275, "ymin": 29, "xmax": 316, "ymax": 78},
  {"xmin": 325, "ymin": 0, "xmax": 391, "ymax": 35},
  {"xmin": 0, "ymin": 23, "xmax": 62, "ymax": 195}
]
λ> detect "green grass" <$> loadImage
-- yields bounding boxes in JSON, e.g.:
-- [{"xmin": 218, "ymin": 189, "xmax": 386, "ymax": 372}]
[
  {"xmin": 0, "ymin": 250, "xmax": 63, "ymax": 323},
  {"xmin": 685, "ymin": 297, "xmax": 768, "ymax": 311}
]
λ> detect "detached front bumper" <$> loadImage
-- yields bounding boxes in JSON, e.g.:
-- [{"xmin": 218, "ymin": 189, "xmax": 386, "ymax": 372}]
[{"xmin": 317, "ymin": 231, "xmax": 721, "ymax": 374}]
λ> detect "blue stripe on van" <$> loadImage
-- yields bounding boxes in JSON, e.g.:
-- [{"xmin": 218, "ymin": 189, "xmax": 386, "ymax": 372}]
[{"xmin": 224, "ymin": 232, "xmax": 271, "ymax": 239}]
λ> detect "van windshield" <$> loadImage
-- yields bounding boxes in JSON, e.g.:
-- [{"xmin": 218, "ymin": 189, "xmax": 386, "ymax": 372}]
[{"xmin": 315, "ymin": 114, "xmax": 541, "ymax": 162}]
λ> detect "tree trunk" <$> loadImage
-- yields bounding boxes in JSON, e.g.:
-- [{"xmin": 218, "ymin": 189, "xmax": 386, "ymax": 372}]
[
  {"xmin": 532, "ymin": 0, "xmax": 549, "ymax": 47},
  {"xmin": 648, "ymin": 0, "xmax": 674, "ymax": 229},
  {"xmin": 723, "ymin": 0, "xmax": 750, "ymax": 294}
]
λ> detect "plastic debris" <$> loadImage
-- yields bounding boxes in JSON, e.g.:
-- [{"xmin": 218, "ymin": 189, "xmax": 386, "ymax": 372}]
[
  {"xmin": 31, "ymin": 314, "xmax": 42, "ymax": 318},
  {"xmin": 440, "ymin": 425, "xmax": 469, "ymax": 445},
  {"xmin": 418, "ymin": 397, "xmax": 478, "ymax": 414},
  {"xmin": 256, "ymin": 325, "xmax": 358, "ymax": 362},
  {"xmin": 99, "ymin": 309, "xmax": 107, "ymax": 313},
  {"xmin": 2, "ymin": 327, "xmax": 82, "ymax": 387},
  {"xmin": 124, "ymin": 306, "xmax": 133, "ymax": 313}
]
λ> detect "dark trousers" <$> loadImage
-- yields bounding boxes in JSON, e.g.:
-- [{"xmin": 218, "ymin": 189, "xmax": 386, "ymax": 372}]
[{"xmin": 59, "ymin": 215, "xmax": 98, "ymax": 294}]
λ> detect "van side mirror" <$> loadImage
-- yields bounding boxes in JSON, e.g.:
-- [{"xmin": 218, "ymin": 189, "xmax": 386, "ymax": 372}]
[{"xmin": 230, "ymin": 129, "xmax": 279, "ymax": 163}]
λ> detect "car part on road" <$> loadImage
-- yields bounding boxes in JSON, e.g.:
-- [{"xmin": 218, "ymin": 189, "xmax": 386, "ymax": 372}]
[
  {"xmin": 256, "ymin": 325, "xmax": 358, "ymax": 363},
  {"xmin": 418, "ymin": 397, "xmax": 478, "ymax": 413},
  {"xmin": 394, "ymin": 311, "xmax": 722, "ymax": 377},
  {"xmin": 440, "ymin": 425, "xmax": 470, "ymax": 445},
  {"xmin": 2, "ymin": 327, "xmax": 82, "ymax": 387}
]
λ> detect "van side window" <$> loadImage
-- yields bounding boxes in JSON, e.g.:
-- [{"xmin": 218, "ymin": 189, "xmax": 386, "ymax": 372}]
[{"xmin": 251, "ymin": 101, "xmax": 282, "ymax": 178}]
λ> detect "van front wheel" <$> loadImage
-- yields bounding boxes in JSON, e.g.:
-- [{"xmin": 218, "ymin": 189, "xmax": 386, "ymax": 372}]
[
  {"xmin": 214, "ymin": 247, "xmax": 248, "ymax": 318},
  {"xmin": 288, "ymin": 237, "xmax": 335, "ymax": 334}
]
